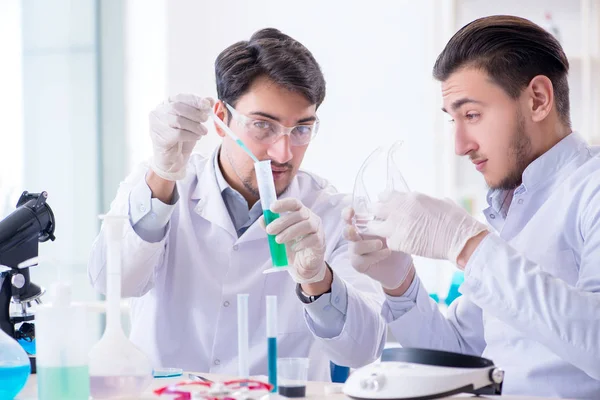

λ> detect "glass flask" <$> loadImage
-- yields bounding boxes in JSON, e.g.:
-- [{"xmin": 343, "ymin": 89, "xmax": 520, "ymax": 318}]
[
  {"xmin": 88, "ymin": 215, "xmax": 153, "ymax": 399},
  {"xmin": 0, "ymin": 314, "xmax": 31, "ymax": 399}
]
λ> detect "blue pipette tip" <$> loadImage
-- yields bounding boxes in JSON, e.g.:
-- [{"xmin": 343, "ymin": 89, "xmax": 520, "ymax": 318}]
[
  {"xmin": 153, "ymin": 368, "xmax": 183, "ymax": 378},
  {"xmin": 236, "ymin": 139, "xmax": 259, "ymax": 163}
]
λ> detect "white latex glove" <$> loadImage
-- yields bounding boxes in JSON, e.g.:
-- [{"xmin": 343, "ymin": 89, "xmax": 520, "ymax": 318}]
[
  {"xmin": 261, "ymin": 198, "xmax": 327, "ymax": 284},
  {"xmin": 365, "ymin": 191, "xmax": 488, "ymax": 263},
  {"xmin": 149, "ymin": 94, "xmax": 215, "ymax": 181},
  {"xmin": 342, "ymin": 207, "xmax": 414, "ymax": 290}
]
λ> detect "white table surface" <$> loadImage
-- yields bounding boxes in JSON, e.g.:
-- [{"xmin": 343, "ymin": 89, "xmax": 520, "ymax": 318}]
[{"xmin": 18, "ymin": 372, "xmax": 557, "ymax": 400}]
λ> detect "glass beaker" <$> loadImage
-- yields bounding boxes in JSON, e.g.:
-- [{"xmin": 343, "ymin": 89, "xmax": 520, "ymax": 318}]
[
  {"xmin": 352, "ymin": 140, "xmax": 410, "ymax": 232},
  {"xmin": 88, "ymin": 215, "xmax": 153, "ymax": 399},
  {"xmin": 277, "ymin": 357, "xmax": 309, "ymax": 398}
]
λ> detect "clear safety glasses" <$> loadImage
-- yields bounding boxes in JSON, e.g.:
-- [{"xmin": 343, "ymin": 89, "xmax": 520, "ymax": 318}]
[{"xmin": 224, "ymin": 102, "xmax": 320, "ymax": 147}]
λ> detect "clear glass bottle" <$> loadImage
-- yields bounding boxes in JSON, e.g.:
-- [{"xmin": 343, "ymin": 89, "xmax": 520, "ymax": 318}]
[{"xmin": 36, "ymin": 281, "xmax": 90, "ymax": 399}]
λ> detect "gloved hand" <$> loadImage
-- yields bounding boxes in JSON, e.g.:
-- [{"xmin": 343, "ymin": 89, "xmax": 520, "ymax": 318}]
[
  {"xmin": 261, "ymin": 198, "xmax": 327, "ymax": 284},
  {"xmin": 342, "ymin": 207, "xmax": 414, "ymax": 290},
  {"xmin": 149, "ymin": 94, "xmax": 215, "ymax": 181},
  {"xmin": 365, "ymin": 191, "xmax": 488, "ymax": 263}
]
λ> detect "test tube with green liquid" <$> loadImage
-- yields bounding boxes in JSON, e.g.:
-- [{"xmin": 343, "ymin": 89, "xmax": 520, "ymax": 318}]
[{"xmin": 255, "ymin": 160, "xmax": 289, "ymax": 272}]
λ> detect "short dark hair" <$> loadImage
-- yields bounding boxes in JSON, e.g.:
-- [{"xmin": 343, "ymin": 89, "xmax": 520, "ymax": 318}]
[
  {"xmin": 215, "ymin": 28, "xmax": 326, "ymax": 109},
  {"xmin": 433, "ymin": 15, "xmax": 571, "ymax": 126}
]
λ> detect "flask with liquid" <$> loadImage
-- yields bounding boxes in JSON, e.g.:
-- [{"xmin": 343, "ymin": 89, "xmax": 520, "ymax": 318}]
[
  {"xmin": 0, "ymin": 322, "xmax": 30, "ymax": 399},
  {"xmin": 36, "ymin": 281, "xmax": 90, "ymax": 399},
  {"xmin": 88, "ymin": 215, "xmax": 153, "ymax": 399}
]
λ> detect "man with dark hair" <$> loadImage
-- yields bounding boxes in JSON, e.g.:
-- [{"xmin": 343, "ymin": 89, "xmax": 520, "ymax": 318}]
[
  {"xmin": 88, "ymin": 28, "xmax": 385, "ymax": 380},
  {"xmin": 345, "ymin": 15, "xmax": 600, "ymax": 397}
]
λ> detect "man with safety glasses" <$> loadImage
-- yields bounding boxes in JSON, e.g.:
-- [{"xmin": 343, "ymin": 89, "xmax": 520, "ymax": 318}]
[{"xmin": 88, "ymin": 28, "xmax": 385, "ymax": 380}]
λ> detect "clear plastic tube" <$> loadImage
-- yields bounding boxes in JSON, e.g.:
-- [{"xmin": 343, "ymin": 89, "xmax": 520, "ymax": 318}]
[
  {"xmin": 266, "ymin": 296, "xmax": 277, "ymax": 392},
  {"xmin": 237, "ymin": 294, "xmax": 249, "ymax": 378},
  {"xmin": 255, "ymin": 160, "xmax": 289, "ymax": 273}
]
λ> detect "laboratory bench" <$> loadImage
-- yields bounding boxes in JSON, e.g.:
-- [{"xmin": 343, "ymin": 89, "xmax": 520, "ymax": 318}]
[{"xmin": 17, "ymin": 373, "xmax": 564, "ymax": 400}]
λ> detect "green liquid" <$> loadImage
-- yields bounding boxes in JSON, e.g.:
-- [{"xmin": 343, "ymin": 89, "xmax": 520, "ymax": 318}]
[
  {"xmin": 38, "ymin": 365, "xmax": 90, "ymax": 400},
  {"xmin": 264, "ymin": 210, "xmax": 288, "ymax": 267}
]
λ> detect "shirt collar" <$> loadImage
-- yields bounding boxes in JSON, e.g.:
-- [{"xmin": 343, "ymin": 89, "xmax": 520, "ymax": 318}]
[
  {"xmin": 485, "ymin": 132, "xmax": 587, "ymax": 212},
  {"xmin": 213, "ymin": 146, "xmax": 231, "ymax": 195}
]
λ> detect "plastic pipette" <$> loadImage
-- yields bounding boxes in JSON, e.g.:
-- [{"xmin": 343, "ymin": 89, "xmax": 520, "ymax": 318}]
[
  {"xmin": 266, "ymin": 296, "xmax": 278, "ymax": 392},
  {"xmin": 212, "ymin": 113, "xmax": 259, "ymax": 163}
]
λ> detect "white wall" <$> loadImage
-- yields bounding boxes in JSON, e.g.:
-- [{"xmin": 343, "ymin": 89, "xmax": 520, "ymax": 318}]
[
  {"xmin": 164, "ymin": 0, "xmax": 442, "ymax": 196},
  {"xmin": 124, "ymin": 0, "xmax": 167, "ymax": 173},
  {"xmin": 0, "ymin": 0, "xmax": 24, "ymax": 217},
  {"xmin": 18, "ymin": 0, "xmax": 100, "ymax": 301}
]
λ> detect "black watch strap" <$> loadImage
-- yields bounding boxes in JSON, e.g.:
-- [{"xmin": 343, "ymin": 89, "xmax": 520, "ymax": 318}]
[{"xmin": 296, "ymin": 283, "xmax": 332, "ymax": 304}]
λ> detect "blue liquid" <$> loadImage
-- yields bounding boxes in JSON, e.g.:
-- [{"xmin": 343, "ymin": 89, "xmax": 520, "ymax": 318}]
[
  {"xmin": 236, "ymin": 139, "xmax": 259, "ymax": 162},
  {"xmin": 0, "ymin": 364, "xmax": 31, "ymax": 399},
  {"xmin": 18, "ymin": 338, "xmax": 36, "ymax": 355},
  {"xmin": 268, "ymin": 337, "xmax": 277, "ymax": 392}
]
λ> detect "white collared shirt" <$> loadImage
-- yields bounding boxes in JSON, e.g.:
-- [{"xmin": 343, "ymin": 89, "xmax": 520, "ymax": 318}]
[{"xmin": 386, "ymin": 133, "xmax": 600, "ymax": 398}]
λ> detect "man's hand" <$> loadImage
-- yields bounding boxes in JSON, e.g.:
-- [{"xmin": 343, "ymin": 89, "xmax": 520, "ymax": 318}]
[
  {"xmin": 149, "ymin": 94, "xmax": 214, "ymax": 181},
  {"xmin": 342, "ymin": 207, "xmax": 415, "ymax": 292},
  {"xmin": 365, "ymin": 191, "xmax": 488, "ymax": 266},
  {"xmin": 260, "ymin": 198, "xmax": 327, "ymax": 288}
]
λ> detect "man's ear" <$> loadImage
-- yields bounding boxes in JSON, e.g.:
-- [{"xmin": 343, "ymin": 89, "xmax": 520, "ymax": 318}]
[
  {"xmin": 526, "ymin": 75, "xmax": 554, "ymax": 123},
  {"xmin": 213, "ymin": 101, "xmax": 227, "ymax": 138}
]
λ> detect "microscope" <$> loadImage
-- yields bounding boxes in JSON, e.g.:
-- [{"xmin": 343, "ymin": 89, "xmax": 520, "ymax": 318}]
[{"xmin": 0, "ymin": 191, "xmax": 55, "ymax": 373}]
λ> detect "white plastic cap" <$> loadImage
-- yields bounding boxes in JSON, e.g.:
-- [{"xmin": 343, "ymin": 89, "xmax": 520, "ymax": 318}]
[{"xmin": 255, "ymin": 160, "xmax": 277, "ymax": 210}]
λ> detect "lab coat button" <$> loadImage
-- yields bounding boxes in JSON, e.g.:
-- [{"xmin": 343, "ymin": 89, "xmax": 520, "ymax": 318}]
[
  {"xmin": 334, "ymin": 296, "xmax": 340, "ymax": 304},
  {"xmin": 518, "ymin": 199, "xmax": 524, "ymax": 204},
  {"xmin": 233, "ymin": 245, "xmax": 239, "ymax": 251},
  {"xmin": 223, "ymin": 301, "xmax": 230, "ymax": 307},
  {"xmin": 490, "ymin": 214, "xmax": 496, "ymax": 219},
  {"xmin": 139, "ymin": 204, "xmax": 146, "ymax": 213},
  {"xmin": 214, "ymin": 359, "xmax": 220, "ymax": 365}
]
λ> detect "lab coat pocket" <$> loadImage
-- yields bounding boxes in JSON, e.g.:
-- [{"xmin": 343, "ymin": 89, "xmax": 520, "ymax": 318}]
[{"xmin": 539, "ymin": 249, "xmax": 579, "ymax": 286}]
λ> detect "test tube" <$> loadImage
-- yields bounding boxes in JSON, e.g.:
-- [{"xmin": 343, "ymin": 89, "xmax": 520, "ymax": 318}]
[
  {"xmin": 237, "ymin": 294, "xmax": 249, "ymax": 378},
  {"xmin": 255, "ymin": 160, "xmax": 289, "ymax": 272},
  {"xmin": 266, "ymin": 296, "xmax": 278, "ymax": 392}
]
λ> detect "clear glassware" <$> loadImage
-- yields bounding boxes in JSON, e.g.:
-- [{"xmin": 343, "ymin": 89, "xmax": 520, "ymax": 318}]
[
  {"xmin": 353, "ymin": 140, "xmax": 410, "ymax": 232},
  {"xmin": 88, "ymin": 215, "xmax": 153, "ymax": 399},
  {"xmin": 0, "ymin": 321, "xmax": 31, "ymax": 399}
]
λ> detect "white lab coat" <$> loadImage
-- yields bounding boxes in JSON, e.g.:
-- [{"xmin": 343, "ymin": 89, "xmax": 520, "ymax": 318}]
[
  {"xmin": 386, "ymin": 133, "xmax": 600, "ymax": 399},
  {"xmin": 88, "ymin": 152, "xmax": 386, "ymax": 381}
]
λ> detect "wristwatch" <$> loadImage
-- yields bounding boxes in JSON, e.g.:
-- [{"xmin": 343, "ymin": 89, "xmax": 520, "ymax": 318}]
[{"xmin": 295, "ymin": 283, "xmax": 331, "ymax": 304}]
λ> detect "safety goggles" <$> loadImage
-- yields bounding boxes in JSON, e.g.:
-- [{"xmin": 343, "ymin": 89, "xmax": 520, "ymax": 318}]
[{"xmin": 224, "ymin": 102, "xmax": 320, "ymax": 147}]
